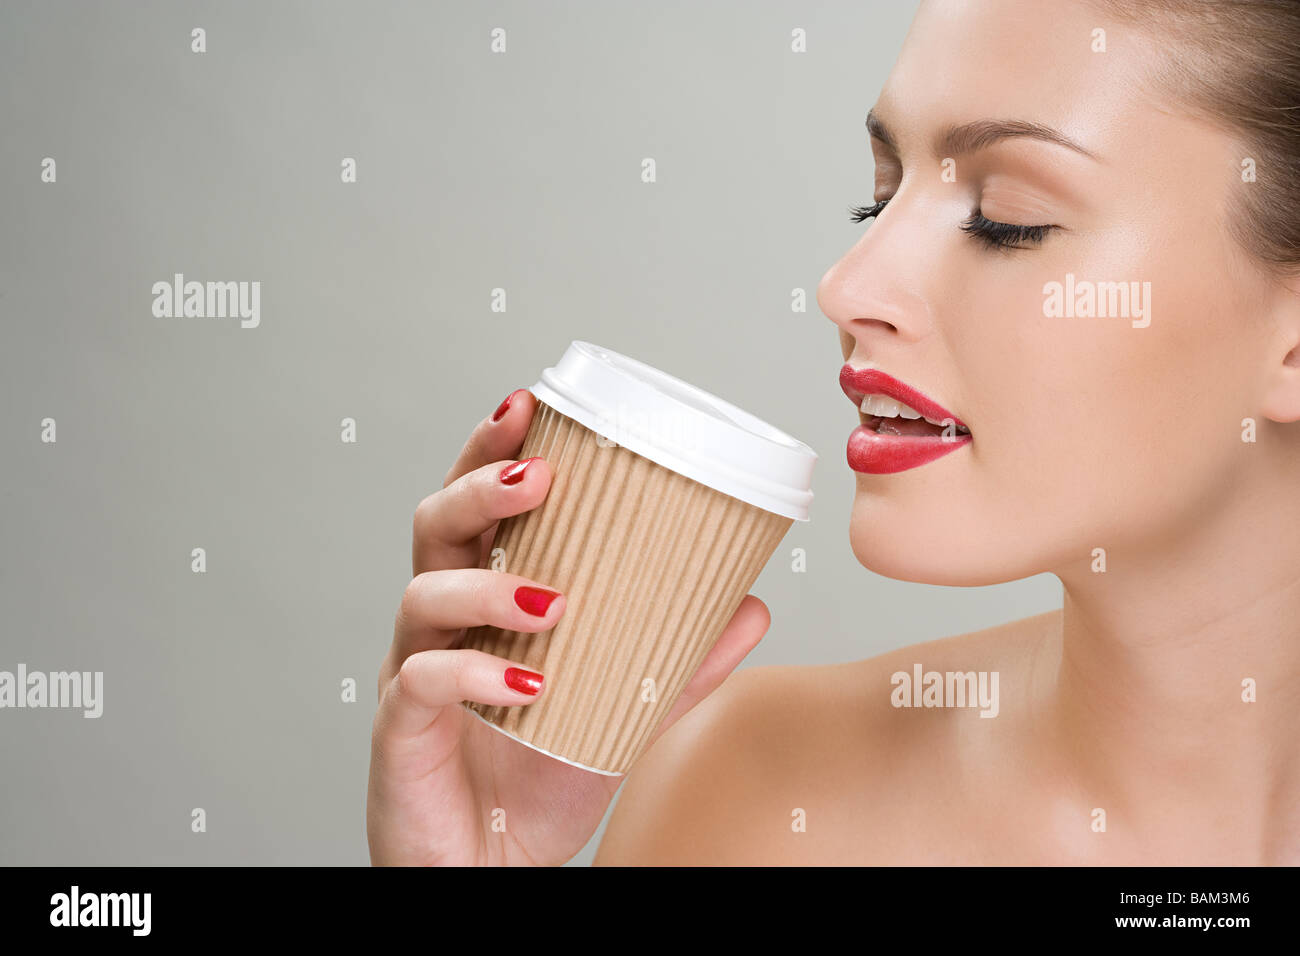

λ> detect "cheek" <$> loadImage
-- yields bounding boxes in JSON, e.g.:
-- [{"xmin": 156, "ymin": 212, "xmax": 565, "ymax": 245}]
[{"xmin": 956, "ymin": 239, "xmax": 1260, "ymax": 551}]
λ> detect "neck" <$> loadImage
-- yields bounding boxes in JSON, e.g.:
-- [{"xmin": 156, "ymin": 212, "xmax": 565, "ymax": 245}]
[{"xmin": 1046, "ymin": 449, "xmax": 1300, "ymax": 863}]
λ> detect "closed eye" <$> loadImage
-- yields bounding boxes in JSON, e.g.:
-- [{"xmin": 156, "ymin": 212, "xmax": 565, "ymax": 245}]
[
  {"xmin": 960, "ymin": 212, "xmax": 1057, "ymax": 249},
  {"xmin": 848, "ymin": 200, "xmax": 1058, "ymax": 250}
]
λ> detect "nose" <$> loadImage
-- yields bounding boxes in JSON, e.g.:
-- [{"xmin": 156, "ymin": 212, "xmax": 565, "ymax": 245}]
[{"xmin": 816, "ymin": 212, "xmax": 935, "ymax": 348}]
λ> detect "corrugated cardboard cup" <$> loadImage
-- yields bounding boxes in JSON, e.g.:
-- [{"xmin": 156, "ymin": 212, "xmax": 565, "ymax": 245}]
[{"xmin": 460, "ymin": 341, "xmax": 817, "ymax": 775}]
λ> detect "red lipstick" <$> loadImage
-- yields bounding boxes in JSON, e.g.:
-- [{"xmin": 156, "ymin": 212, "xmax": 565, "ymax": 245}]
[{"xmin": 839, "ymin": 364, "xmax": 972, "ymax": 475}]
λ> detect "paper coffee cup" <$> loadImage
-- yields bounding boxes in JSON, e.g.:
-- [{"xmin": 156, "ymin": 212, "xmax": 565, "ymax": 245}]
[{"xmin": 460, "ymin": 341, "xmax": 816, "ymax": 775}]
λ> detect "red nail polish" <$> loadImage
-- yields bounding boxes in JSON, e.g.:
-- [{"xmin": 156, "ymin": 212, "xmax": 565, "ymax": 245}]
[
  {"xmin": 504, "ymin": 667, "xmax": 544, "ymax": 695},
  {"xmin": 499, "ymin": 457, "xmax": 537, "ymax": 486},
  {"xmin": 514, "ymin": 585, "xmax": 560, "ymax": 616},
  {"xmin": 491, "ymin": 389, "xmax": 520, "ymax": 423}
]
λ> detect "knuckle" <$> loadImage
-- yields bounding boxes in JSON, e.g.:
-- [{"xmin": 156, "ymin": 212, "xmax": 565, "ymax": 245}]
[
  {"xmin": 440, "ymin": 462, "xmax": 459, "ymax": 490},
  {"xmin": 459, "ymin": 567, "xmax": 491, "ymax": 605},
  {"xmin": 414, "ymin": 473, "xmax": 471, "ymax": 541},
  {"xmin": 398, "ymin": 572, "xmax": 434, "ymax": 622},
  {"xmin": 445, "ymin": 428, "xmax": 487, "ymax": 489},
  {"xmin": 394, "ymin": 653, "xmax": 422, "ymax": 699},
  {"xmin": 426, "ymin": 476, "xmax": 475, "ymax": 538},
  {"xmin": 444, "ymin": 470, "xmax": 477, "ymax": 517},
  {"xmin": 412, "ymin": 491, "xmax": 439, "ymax": 538},
  {"xmin": 449, "ymin": 650, "xmax": 472, "ymax": 700}
]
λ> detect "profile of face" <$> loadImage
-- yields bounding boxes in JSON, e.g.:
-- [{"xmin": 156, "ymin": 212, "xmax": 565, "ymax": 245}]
[{"xmin": 817, "ymin": 0, "xmax": 1300, "ymax": 587}]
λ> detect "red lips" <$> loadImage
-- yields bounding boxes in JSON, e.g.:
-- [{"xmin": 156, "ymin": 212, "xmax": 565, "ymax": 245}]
[{"xmin": 839, "ymin": 364, "xmax": 972, "ymax": 475}]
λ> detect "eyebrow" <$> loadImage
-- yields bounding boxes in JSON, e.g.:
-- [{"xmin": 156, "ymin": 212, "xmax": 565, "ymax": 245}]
[{"xmin": 866, "ymin": 109, "xmax": 1098, "ymax": 160}]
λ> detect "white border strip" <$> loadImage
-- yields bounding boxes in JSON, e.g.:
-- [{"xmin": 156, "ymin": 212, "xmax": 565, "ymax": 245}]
[{"xmin": 459, "ymin": 702, "xmax": 626, "ymax": 777}]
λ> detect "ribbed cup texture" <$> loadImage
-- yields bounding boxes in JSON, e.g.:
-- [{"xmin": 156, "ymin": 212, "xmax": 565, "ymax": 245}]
[{"xmin": 460, "ymin": 400, "xmax": 793, "ymax": 775}]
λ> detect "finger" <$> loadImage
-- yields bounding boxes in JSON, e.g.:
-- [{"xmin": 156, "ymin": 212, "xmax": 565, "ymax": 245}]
[
  {"xmin": 390, "ymin": 568, "xmax": 566, "ymax": 666},
  {"xmin": 647, "ymin": 594, "xmax": 770, "ymax": 747},
  {"xmin": 375, "ymin": 648, "xmax": 548, "ymax": 741},
  {"xmin": 413, "ymin": 455, "xmax": 552, "ymax": 576},
  {"xmin": 442, "ymin": 388, "xmax": 538, "ymax": 490}
]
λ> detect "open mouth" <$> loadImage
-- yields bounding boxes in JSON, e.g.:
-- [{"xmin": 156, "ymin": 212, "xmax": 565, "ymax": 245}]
[
  {"xmin": 858, "ymin": 394, "xmax": 971, "ymax": 438},
  {"xmin": 839, "ymin": 363, "xmax": 972, "ymax": 474}
]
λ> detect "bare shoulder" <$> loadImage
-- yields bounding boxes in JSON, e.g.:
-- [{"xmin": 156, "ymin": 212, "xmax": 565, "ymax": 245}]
[{"xmin": 593, "ymin": 609, "xmax": 1062, "ymax": 865}]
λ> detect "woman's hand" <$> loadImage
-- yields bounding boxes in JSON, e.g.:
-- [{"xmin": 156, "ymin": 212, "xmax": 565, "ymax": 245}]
[{"xmin": 366, "ymin": 388, "xmax": 773, "ymax": 866}]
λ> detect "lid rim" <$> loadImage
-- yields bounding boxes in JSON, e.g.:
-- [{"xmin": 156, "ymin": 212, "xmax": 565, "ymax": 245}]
[{"xmin": 529, "ymin": 342, "xmax": 816, "ymax": 522}]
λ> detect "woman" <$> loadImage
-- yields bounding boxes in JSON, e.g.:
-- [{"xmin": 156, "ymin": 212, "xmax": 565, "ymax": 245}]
[{"xmin": 367, "ymin": 0, "xmax": 1300, "ymax": 865}]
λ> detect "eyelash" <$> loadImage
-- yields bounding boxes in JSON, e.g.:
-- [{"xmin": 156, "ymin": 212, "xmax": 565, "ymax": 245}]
[
  {"xmin": 848, "ymin": 201, "xmax": 889, "ymax": 223},
  {"xmin": 848, "ymin": 199, "xmax": 1057, "ymax": 250}
]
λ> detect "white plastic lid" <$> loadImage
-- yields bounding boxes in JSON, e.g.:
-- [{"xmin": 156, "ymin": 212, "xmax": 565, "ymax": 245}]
[{"xmin": 529, "ymin": 341, "xmax": 817, "ymax": 521}]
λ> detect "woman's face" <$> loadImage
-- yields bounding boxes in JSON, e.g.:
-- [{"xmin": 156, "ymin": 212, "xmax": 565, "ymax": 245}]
[{"xmin": 818, "ymin": 0, "xmax": 1287, "ymax": 586}]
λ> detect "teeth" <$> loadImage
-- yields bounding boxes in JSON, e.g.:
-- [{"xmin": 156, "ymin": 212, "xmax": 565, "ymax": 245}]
[
  {"xmin": 859, "ymin": 392, "xmax": 972, "ymax": 435},
  {"xmin": 858, "ymin": 393, "xmax": 932, "ymax": 422},
  {"xmin": 857, "ymin": 395, "xmax": 909, "ymax": 416}
]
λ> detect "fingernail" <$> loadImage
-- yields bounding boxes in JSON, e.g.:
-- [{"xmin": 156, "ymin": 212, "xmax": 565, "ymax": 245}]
[
  {"xmin": 499, "ymin": 457, "xmax": 538, "ymax": 486},
  {"xmin": 504, "ymin": 666, "xmax": 544, "ymax": 695},
  {"xmin": 491, "ymin": 389, "xmax": 521, "ymax": 423},
  {"xmin": 514, "ymin": 585, "xmax": 561, "ymax": 616}
]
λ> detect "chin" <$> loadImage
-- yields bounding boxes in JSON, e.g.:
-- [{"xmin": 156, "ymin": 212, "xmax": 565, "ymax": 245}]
[{"xmin": 846, "ymin": 484, "xmax": 1039, "ymax": 587}]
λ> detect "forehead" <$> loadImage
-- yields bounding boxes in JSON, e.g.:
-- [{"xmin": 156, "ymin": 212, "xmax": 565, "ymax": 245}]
[{"xmin": 877, "ymin": 0, "xmax": 1147, "ymax": 158}]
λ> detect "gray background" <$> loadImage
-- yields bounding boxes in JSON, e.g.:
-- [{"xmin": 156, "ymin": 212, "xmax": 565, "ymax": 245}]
[{"xmin": 0, "ymin": 0, "xmax": 1059, "ymax": 865}]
